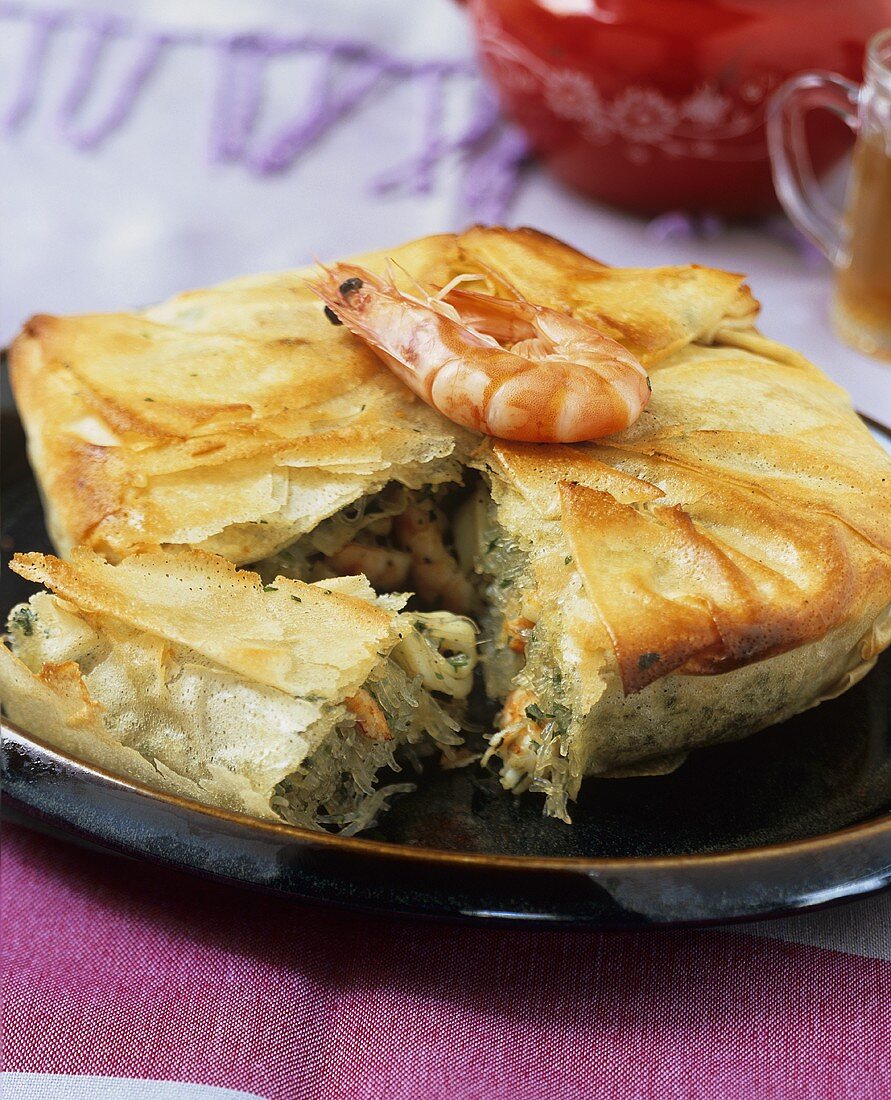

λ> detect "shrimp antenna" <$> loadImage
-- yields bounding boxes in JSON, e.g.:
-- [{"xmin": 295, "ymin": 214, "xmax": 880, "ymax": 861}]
[
  {"xmin": 433, "ymin": 273, "xmax": 487, "ymax": 302},
  {"xmin": 305, "ymin": 253, "xmax": 339, "ymax": 286},
  {"xmin": 382, "ymin": 257, "xmax": 401, "ymax": 291},
  {"xmin": 386, "ymin": 257, "xmax": 432, "ymax": 302},
  {"xmin": 477, "ymin": 260, "xmax": 528, "ymax": 303}
]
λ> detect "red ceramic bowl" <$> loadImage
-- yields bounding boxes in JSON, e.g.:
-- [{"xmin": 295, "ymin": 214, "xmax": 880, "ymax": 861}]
[{"xmin": 465, "ymin": 0, "xmax": 891, "ymax": 215}]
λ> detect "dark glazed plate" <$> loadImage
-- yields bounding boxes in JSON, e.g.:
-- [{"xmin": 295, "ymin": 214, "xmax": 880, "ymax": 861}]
[{"xmin": 2, "ymin": 372, "xmax": 890, "ymax": 927}]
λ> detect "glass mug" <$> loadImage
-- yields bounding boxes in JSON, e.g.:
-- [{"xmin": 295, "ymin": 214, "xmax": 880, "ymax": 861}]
[{"xmin": 768, "ymin": 28, "xmax": 891, "ymax": 359}]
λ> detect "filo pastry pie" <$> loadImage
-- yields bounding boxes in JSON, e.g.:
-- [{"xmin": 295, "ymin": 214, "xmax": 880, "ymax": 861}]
[
  {"xmin": 6, "ymin": 228, "xmax": 756, "ymax": 615},
  {"xmin": 7, "ymin": 227, "xmax": 891, "ymax": 822},
  {"xmin": 0, "ymin": 548, "xmax": 476, "ymax": 832}
]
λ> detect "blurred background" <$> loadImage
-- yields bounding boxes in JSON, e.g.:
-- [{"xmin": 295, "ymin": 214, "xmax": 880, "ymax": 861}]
[{"xmin": 1, "ymin": 0, "xmax": 889, "ymax": 419}]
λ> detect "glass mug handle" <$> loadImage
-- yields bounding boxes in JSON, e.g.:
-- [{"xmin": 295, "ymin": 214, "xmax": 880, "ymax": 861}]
[{"xmin": 767, "ymin": 73, "xmax": 861, "ymax": 266}]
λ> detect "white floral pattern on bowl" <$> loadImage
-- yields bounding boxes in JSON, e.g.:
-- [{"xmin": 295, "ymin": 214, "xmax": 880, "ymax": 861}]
[{"xmin": 476, "ymin": 15, "xmax": 776, "ymax": 163}]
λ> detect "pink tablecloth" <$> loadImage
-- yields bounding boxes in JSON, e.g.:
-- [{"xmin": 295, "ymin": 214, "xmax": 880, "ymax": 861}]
[{"xmin": 2, "ymin": 822, "xmax": 889, "ymax": 1100}]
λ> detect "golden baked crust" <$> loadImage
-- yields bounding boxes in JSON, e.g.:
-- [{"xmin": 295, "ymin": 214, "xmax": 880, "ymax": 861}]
[
  {"xmin": 456, "ymin": 225, "xmax": 758, "ymax": 364},
  {"xmin": 9, "ymin": 235, "xmax": 472, "ymax": 562},
  {"xmin": 9, "ymin": 226, "xmax": 755, "ymax": 563},
  {"xmin": 9, "ymin": 548, "xmax": 397, "ymax": 699},
  {"xmin": 482, "ymin": 333, "xmax": 891, "ymax": 700}
]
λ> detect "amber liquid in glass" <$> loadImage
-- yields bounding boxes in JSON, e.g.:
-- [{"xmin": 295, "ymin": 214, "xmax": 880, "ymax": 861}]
[{"xmin": 832, "ymin": 128, "xmax": 891, "ymax": 359}]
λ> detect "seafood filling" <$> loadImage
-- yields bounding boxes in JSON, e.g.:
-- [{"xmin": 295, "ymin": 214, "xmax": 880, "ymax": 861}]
[{"xmin": 258, "ymin": 482, "xmax": 477, "ymax": 616}]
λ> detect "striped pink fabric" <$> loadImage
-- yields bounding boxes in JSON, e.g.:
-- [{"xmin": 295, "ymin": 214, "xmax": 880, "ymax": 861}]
[{"xmin": 2, "ymin": 824, "xmax": 889, "ymax": 1100}]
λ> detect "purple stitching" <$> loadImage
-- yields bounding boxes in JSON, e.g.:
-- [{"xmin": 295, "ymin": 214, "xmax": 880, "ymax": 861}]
[
  {"xmin": 3, "ymin": 7, "xmax": 65, "ymax": 132},
  {"xmin": 370, "ymin": 75, "xmax": 506, "ymax": 199},
  {"xmin": 0, "ymin": 3, "xmax": 527, "ymax": 221},
  {"xmin": 65, "ymin": 31, "xmax": 169, "ymax": 151},
  {"xmin": 414, "ymin": 68, "xmax": 448, "ymax": 195},
  {"xmin": 210, "ymin": 35, "xmax": 269, "ymax": 163},
  {"xmin": 370, "ymin": 67, "xmax": 447, "ymax": 196},
  {"xmin": 55, "ymin": 11, "xmax": 117, "ymax": 138},
  {"xmin": 245, "ymin": 44, "xmax": 381, "ymax": 175},
  {"xmin": 460, "ymin": 122, "xmax": 530, "ymax": 226},
  {"xmin": 247, "ymin": 43, "xmax": 339, "ymax": 173}
]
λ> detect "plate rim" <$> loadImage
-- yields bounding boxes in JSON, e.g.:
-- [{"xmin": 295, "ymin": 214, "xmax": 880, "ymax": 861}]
[
  {"xmin": 5, "ymin": 716, "xmax": 890, "ymax": 874},
  {"xmin": 2, "ymin": 403, "xmax": 890, "ymax": 923}
]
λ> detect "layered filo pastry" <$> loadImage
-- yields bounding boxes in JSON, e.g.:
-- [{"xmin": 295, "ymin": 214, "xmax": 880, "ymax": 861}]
[
  {"xmin": 9, "ymin": 234, "xmax": 481, "ymax": 616},
  {"xmin": 0, "ymin": 549, "xmax": 476, "ymax": 832},
  {"xmin": 6, "ymin": 226, "xmax": 891, "ymax": 825},
  {"xmin": 5, "ymin": 227, "xmax": 754, "ymax": 616}
]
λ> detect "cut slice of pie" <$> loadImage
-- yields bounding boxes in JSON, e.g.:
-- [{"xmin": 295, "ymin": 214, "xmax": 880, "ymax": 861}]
[{"xmin": 1, "ymin": 547, "xmax": 476, "ymax": 832}]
